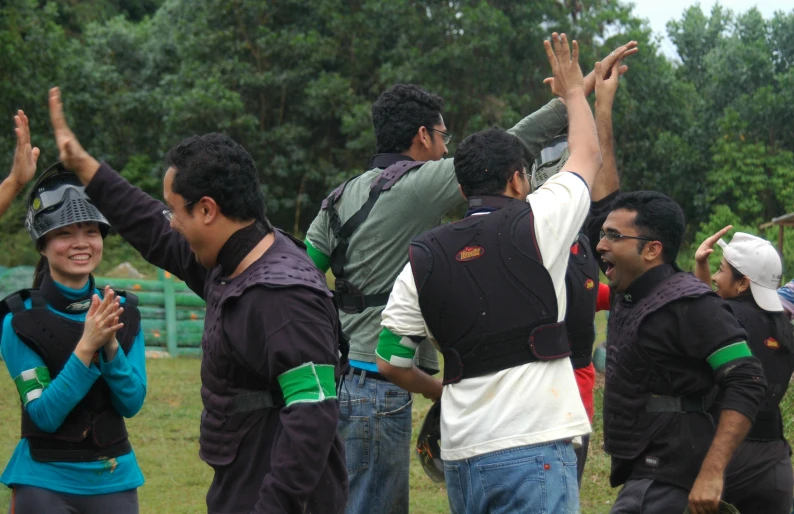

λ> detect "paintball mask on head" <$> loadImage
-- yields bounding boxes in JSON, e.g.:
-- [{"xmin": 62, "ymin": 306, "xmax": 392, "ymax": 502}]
[
  {"xmin": 25, "ymin": 162, "xmax": 110, "ymax": 244},
  {"xmin": 530, "ymin": 134, "xmax": 569, "ymax": 191},
  {"xmin": 416, "ymin": 401, "xmax": 444, "ymax": 483}
]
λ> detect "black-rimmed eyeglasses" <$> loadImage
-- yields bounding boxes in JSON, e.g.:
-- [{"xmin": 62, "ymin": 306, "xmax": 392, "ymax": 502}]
[
  {"xmin": 599, "ymin": 230, "xmax": 655, "ymax": 243},
  {"xmin": 162, "ymin": 200, "xmax": 198, "ymax": 221},
  {"xmin": 427, "ymin": 128, "xmax": 452, "ymax": 145}
]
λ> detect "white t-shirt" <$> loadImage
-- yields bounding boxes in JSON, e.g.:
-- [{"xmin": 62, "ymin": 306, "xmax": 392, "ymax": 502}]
[{"xmin": 381, "ymin": 171, "xmax": 592, "ymax": 461}]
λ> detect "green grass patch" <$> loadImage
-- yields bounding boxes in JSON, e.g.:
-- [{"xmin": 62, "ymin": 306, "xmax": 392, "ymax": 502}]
[{"xmin": 1, "ymin": 328, "xmax": 792, "ymax": 513}]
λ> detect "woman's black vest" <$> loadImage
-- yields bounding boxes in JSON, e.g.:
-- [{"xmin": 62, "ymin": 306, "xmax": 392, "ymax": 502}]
[
  {"xmin": 726, "ymin": 296, "xmax": 794, "ymax": 442},
  {"xmin": 409, "ymin": 195, "xmax": 569, "ymax": 385},
  {"xmin": 565, "ymin": 233, "xmax": 600, "ymax": 369},
  {"xmin": 0, "ymin": 274, "xmax": 140, "ymax": 462},
  {"xmin": 603, "ymin": 270, "xmax": 714, "ymax": 460}
]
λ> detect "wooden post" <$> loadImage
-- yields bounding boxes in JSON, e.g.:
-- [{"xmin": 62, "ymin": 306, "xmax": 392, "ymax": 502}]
[
  {"xmin": 160, "ymin": 268, "xmax": 179, "ymax": 357},
  {"xmin": 779, "ymin": 225, "xmax": 785, "ymax": 256}
]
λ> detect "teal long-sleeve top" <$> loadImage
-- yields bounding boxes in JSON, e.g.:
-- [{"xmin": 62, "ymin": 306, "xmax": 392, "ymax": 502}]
[{"xmin": 0, "ymin": 280, "xmax": 146, "ymax": 495}]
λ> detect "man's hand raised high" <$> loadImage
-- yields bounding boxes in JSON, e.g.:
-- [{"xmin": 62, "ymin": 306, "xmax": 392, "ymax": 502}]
[
  {"xmin": 543, "ymin": 33, "xmax": 602, "ymax": 189},
  {"xmin": 48, "ymin": 87, "xmax": 100, "ymax": 184},
  {"xmin": 544, "ymin": 41, "xmax": 638, "ymax": 99},
  {"xmin": 543, "ymin": 33, "xmax": 585, "ymax": 100}
]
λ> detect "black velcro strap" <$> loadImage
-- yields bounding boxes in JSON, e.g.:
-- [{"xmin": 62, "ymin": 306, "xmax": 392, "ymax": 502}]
[
  {"xmin": 28, "ymin": 290, "xmax": 46, "ymax": 309},
  {"xmin": 29, "ymin": 440, "xmax": 132, "ymax": 463},
  {"xmin": 645, "ymin": 395, "xmax": 710, "ymax": 413},
  {"xmin": 333, "ymin": 290, "xmax": 391, "ymax": 314},
  {"xmin": 5, "ymin": 293, "xmax": 27, "ymax": 314},
  {"xmin": 442, "ymin": 321, "xmax": 569, "ymax": 385},
  {"xmin": 529, "ymin": 322, "xmax": 571, "ymax": 359},
  {"xmin": 232, "ymin": 390, "xmax": 285, "ymax": 414},
  {"xmin": 571, "ymin": 355, "xmax": 592, "ymax": 369}
]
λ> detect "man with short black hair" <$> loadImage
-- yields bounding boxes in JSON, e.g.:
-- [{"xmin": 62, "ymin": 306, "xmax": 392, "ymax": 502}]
[
  {"xmin": 591, "ymin": 175, "xmax": 767, "ymax": 512},
  {"xmin": 376, "ymin": 33, "xmax": 611, "ymax": 513},
  {"xmin": 48, "ymin": 88, "xmax": 348, "ymax": 514}
]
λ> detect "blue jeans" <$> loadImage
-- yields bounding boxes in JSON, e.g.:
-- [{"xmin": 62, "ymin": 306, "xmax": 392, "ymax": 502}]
[
  {"xmin": 338, "ymin": 370, "xmax": 413, "ymax": 514},
  {"xmin": 444, "ymin": 440, "xmax": 579, "ymax": 514}
]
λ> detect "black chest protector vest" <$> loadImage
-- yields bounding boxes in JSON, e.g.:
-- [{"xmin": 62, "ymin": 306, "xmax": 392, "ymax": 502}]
[
  {"xmin": 0, "ymin": 273, "xmax": 140, "ymax": 462},
  {"xmin": 565, "ymin": 233, "xmax": 600, "ymax": 369},
  {"xmin": 198, "ymin": 230, "xmax": 341, "ymax": 467},
  {"xmin": 322, "ymin": 159, "xmax": 424, "ymax": 314},
  {"xmin": 603, "ymin": 270, "xmax": 714, "ymax": 460},
  {"xmin": 409, "ymin": 195, "xmax": 569, "ymax": 385},
  {"xmin": 727, "ymin": 297, "xmax": 794, "ymax": 442}
]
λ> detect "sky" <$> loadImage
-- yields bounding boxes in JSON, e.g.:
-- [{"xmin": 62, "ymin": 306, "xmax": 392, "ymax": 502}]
[{"xmin": 628, "ymin": 0, "xmax": 792, "ymax": 59}]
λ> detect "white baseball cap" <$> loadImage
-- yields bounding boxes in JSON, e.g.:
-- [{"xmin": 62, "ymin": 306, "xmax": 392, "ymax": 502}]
[{"xmin": 718, "ymin": 232, "xmax": 784, "ymax": 312}]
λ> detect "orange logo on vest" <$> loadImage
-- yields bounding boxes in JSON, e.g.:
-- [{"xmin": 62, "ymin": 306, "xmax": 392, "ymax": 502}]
[
  {"xmin": 456, "ymin": 246, "xmax": 485, "ymax": 262},
  {"xmin": 764, "ymin": 337, "xmax": 780, "ymax": 350},
  {"xmin": 585, "ymin": 278, "xmax": 595, "ymax": 290}
]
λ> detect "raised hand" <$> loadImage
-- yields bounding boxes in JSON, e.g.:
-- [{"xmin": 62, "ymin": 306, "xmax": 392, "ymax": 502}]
[
  {"xmin": 75, "ymin": 287, "xmax": 124, "ymax": 366},
  {"xmin": 543, "ymin": 33, "xmax": 584, "ymax": 100},
  {"xmin": 594, "ymin": 59, "xmax": 622, "ymax": 110},
  {"xmin": 9, "ymin": 110, "xmax": 40, "ymax": 189},
  {"xmin": 544, "ymin": 40, "xmax": 638, "ymax": 98},
  {"xmin": 695, "ymin": 225, "xmax": 733, "ymax": 264},
  {"xmin": 48, "ymin": 87, "xmax": 100, "ymax": 183}
]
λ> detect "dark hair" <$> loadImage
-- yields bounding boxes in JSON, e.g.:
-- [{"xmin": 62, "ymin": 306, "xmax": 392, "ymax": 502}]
[
  {"xmin": 33, "ymin": 256, "xmax": 47, "ymax": 288},
  {"xmin": 166, "ymin": 133, "xmax": 269, "ymax": 225},
  {"xmin": 726, "ymin": 261, "xmax": 746, "ymax": 282},
  {"xmin": 371, "ymin": 84, "xmax": 444, "ymax": 154},
  {"xmin": 610, "ymin": 191, "xmax": 685, "ymax": 264},
  {"xmin": 453, "ymin": 128, "xmax": 524, "ymax": 197}
]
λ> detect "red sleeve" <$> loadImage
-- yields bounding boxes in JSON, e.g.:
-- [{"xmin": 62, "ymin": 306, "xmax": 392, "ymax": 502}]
[
  {"xmin": 596, "ymin": 283, "xmax": 611, "ymax": 312},
  {"xmin": 574, "ymin": 364, "xmax": 595, "ymax": 423}
]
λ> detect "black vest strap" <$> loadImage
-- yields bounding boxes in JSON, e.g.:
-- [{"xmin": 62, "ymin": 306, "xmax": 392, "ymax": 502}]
[
  {"xmin": 442, "ymin": 321, "xmax": 569, "ymax": 385},
  {"xmin": 232, "ymin": 389, "xmax": 285, "ymax": 414},
  {"xmin": 324, "ymin": 160, "xmax": 424, "ymax": 314},
  {"xmin": 645, "ymin": 395, "xmax": 712, "ymax": 413}
]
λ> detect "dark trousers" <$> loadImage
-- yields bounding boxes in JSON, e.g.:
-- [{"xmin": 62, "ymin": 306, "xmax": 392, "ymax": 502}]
[
  {"xmin": 723, "ymin": 455, "xmax": 793, "ymax": 514},
  {"xmin": 575, "ymin": 434, "xmax": 590, "ymax": 488},
  {"xmin": 9, "ymin": 485, "xmax": 138, "ymax": 514},
  {"xmin": 610, "ymin": 479, "xmax": 689, "ymax": 514}
]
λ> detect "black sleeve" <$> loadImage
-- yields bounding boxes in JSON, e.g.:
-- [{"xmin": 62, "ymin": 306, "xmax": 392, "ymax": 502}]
[
  {"xmin": 585, "ymin": 191, "xmax": 618, "ymax": 275},
  {"xmin": 223, "ymin": 286, "xmax": 341, "ymax": 513},
  {"xmin": 84, "ymin": 163, "xmax": 208, "ymax": 297},
  {"xmin": 688, "ymin": 296, "xmax": 767, "ymax": 422}
]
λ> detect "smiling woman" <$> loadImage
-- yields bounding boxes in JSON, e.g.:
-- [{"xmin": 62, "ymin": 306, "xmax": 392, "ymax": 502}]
[{"xmin": 0, "ymin": 161, "xmax": 148, "ymax": 514}]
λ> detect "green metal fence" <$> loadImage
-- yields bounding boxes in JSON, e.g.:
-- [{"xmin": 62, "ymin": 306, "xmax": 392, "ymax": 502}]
[{"xmin": 0, "ymin": 267, "xmax": 206, "ymax": 356}]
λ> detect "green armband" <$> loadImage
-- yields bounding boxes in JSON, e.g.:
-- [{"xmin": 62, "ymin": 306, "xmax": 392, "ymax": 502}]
[
  {"xmin": 14, "ymin": 367, "xmax": 51, "ymax": 407},
  {"xmin": 277, "ymin": 362, "xmax": 337, "ymax": 406},
  {"xmin": 707, "ymin": 341, "xmax": 753, "ymax": 370},
  {"xmin": 304, "ymin": 239, "xmax": 331, "ymax": 273},
  {"xmin": 375, "ymin": 328, "xmax": 418, "ymax": 368}
]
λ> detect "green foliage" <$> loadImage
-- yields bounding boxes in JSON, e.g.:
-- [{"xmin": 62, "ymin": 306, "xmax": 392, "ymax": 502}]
[{"xmin": 0, "ymin": 1, "xmax": 793, "ymax": 271}]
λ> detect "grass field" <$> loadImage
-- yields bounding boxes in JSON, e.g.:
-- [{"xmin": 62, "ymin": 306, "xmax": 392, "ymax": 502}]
[
  {"xmin": 0, "ymin": 358, "xmax": 615, "ymax": 513},
  {"xmin": 0, "ymin": 312, "xmax": 792, "ymax": 513}
]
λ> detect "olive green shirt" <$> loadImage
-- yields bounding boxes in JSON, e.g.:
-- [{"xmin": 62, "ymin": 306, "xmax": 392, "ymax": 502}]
[{"xmin": 306, "ymin": 98, "xmax": 568, "ymax": 367}]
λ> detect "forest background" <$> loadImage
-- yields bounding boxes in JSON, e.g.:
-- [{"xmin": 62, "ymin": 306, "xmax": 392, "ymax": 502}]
[{"xmin": 1, "ymin": 0, "xmax": 794, "ymax": 277}]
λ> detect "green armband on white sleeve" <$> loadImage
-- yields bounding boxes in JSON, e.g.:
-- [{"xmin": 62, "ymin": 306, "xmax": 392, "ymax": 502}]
[
  {"xmin": 277, "ymin": 362, "xmax": 338, "ymax": 406},
  {"xmin": 707, "ymin": 341, "xmax": 753, "ymax": 370},
  {"xmin": 14, "ymin": 367, "xmax": 51, "ymax": 407},
  {"xmin": 375, "ymin": 328, "xmax": 419, "ymax": 368}
]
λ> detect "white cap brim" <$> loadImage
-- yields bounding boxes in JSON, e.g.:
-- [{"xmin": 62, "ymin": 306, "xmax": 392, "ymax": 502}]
[{"xmin": 750, "ymin": 281, "xmax": 784, "ymax": 312}]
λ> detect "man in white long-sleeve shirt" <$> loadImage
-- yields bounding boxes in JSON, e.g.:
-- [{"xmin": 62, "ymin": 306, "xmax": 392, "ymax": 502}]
[{"xmin": 375, "ymin": 34, "xmax": 616, "ymax": 513}]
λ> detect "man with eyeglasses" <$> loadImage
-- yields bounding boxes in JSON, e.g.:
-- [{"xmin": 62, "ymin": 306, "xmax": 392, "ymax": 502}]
[
  {"xmin": 582, "ymin": 108, "xmax": 767, "ymax": 513},
  {"xmin": 46, "ymin": 88, "xmax": 349, "ymax": 514}
]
